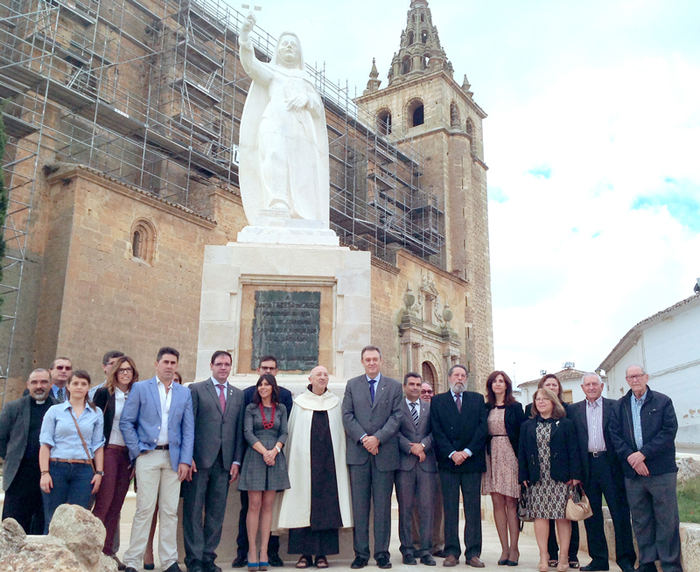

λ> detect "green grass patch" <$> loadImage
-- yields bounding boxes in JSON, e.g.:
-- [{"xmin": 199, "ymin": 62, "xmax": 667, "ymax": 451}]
[{"xmin": 678, "ymin": 475, "xmax": 700, "ymax": 524}]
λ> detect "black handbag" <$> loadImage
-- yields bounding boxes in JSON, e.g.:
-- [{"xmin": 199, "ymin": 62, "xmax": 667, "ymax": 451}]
[{"xmin": 518, "ymin": 483, "xmax": 534, "ymax": 523}]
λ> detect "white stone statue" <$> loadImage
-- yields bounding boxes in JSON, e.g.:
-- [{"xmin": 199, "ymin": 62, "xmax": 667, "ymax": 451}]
[{"xmin": 238, "ymin": 13, "xmax": 330, "ymax": 231}]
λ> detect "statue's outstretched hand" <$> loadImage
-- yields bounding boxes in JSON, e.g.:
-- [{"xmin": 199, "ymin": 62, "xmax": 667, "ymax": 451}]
[{"xmin": 241, "ymin": 13, "xmax": 255, "ymax": 40}]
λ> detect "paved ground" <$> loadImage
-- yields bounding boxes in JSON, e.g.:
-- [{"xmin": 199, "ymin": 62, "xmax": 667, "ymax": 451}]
[{"xmin": 119, "ymin": 515, "xmax": 607, "ymax": 572}]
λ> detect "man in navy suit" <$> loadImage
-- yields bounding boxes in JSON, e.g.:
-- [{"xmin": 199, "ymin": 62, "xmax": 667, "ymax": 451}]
[
  {"xmin": 429, "ymin": 365, "xmax": 487, "ymax": 568},
  {"xmin": 568, "ymin": 373, "xmax": 636, "ymax": 572},
  {"xmin": 342, "ymin": 345, "xmax": 403, "ymax": 570},
  {"xmin": 120, "ymin": 347, "xmax": 195, "ymax": 572},
  {"xmin": 232, "ymin": 355, "xmax": 293, "ymax": 568}
]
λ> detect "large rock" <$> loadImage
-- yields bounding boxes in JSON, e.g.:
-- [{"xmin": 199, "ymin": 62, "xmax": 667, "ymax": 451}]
[
  {"xmin": 48, "ymin": 504, "xmax": 108, "ymax": 571},
  {"xmin": 677, "ymin": 456, "xmax": 700, "ymax": 485},
  {"xmin": 0, "ymin": 504, "xmax": 117, "ymax": 571}
]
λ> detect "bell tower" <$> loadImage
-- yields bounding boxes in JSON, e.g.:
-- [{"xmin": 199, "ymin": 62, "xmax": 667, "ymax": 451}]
[{"xmin": 355, "ymin": 0, "xmax": 493, "ymax": 380}]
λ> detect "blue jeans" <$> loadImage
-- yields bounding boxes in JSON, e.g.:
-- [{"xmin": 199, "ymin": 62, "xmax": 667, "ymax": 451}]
[{"xmin": 42, "ymin": 461, "xmax": 94, "ymax": 533}]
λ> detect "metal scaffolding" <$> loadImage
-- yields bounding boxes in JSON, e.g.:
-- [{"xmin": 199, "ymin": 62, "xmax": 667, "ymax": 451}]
[{"xmin": 0, "ymin": 0, "xmax": 445, "ymax": 402}]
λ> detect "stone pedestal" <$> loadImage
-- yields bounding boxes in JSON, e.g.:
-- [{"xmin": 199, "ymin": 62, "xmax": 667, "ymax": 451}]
[{"xmin": 195, "ymin": 241, "xmax": 371, "ymax": 385}]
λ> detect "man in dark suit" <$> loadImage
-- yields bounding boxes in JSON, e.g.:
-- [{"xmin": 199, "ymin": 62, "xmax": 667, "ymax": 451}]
[
  {"xmin": 430, "ymin": 365, "xmax": 487, "ymax": 568},
  {"xmin": 342, "ymin": 345, "xmax": 403, "ymax": 570},
  {"xmin": 396, "ymin": 372, "xmax": 437, "ymax": 566},
  {"xmin": 568, "ymin": 373, "xmax": 636, "ymax": 572},
  {"xmin": 0, "ymin": 368, "xmax": 55, "ymax": 534},
  {"xmin": 610, "ymin": 365, "xmax": 682, "ymax": 572},
  {"xmin": 183, "ymin": 350, "xmax": 245, "ymax": 572},
  {"xmin": 120, "ymin": 346, "xmax": 194, "ymax": 572},
  {"xmin": 232, "ymin": 355, "xmax": 293, "ymax": 568}
]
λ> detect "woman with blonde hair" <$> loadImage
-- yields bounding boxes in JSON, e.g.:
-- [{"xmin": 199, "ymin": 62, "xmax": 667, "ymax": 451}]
[{"xmin": 519, "ymin": 388, "xmax": 582, "ymax": 572}]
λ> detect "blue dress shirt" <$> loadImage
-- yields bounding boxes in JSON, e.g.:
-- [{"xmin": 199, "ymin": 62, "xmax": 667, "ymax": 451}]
[
  {"xmin": 631, "ymin": 389, "xmax": 648, "ymax": 450},
  {"xmin": 40, "ymin": 401, "xmax": 105, "ymax": 459}
]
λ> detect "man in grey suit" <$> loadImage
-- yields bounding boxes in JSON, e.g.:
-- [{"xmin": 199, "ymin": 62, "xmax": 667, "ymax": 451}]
[
  {"xmin": 183, "ymin": 350, "xmax": 245, "ymax": 572},
  {"xmin": 0, "ymin": 368, "xmax": 54, "ymax": 534},
  {"xmin": 396, "ymin": 372, "xmax": 437, "ymax": 566},
  {"xmin": 342, "ymin": 345, "xmax": 403, "ymax": 570}
]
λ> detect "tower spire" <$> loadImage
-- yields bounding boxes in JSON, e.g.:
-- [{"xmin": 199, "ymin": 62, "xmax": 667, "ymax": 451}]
[
  {"xmin": 387, "ymin": 0, "xmax": 453, "ymax": 86},
  {"xmin": 364, "ymin": 57, "xmax": 381, "ymax": 94}
]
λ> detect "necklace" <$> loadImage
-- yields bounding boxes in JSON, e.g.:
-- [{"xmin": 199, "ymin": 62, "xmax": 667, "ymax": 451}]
[{"xmin": 259, "ymin": 402, "xmax": 276, "ymax": 429}]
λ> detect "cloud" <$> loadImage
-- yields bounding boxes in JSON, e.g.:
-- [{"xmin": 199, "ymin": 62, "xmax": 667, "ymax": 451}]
[{"xmin": 632, "ymin": 180, "xmax": 700, "ymax": 231}]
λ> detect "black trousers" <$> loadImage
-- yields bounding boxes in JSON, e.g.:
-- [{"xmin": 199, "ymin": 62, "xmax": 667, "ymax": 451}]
[
  {"xmin": 440, "ymin": 471, "xmax": 481, "ymax": 560},
  {"xmin": 583, "ymin": 453, "xmax": 636, "ymax": 568},
  {"xmin": 2, "ymin": 461, "xmax": 44, "ymax": 534},
  {"xmin": 236, "ymin": 490, "xmax": 280, "ymax": 559}
]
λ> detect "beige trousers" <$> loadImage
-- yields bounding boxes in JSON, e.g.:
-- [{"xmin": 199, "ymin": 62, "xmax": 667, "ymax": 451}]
[{"xmin": 123, "ymin": 450, "xmax": 181, "ymax": 568}]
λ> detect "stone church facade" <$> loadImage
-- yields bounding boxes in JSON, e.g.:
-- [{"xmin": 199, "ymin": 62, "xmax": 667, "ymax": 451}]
[{"xmin": 0, "ymin": 0, "xmax": 493, "ymax": 398}]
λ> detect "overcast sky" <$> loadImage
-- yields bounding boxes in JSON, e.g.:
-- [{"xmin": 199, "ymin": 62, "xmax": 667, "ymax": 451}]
[{"xmin": 235, "ymin": 0, "xmax": 700, "ymax": 384}]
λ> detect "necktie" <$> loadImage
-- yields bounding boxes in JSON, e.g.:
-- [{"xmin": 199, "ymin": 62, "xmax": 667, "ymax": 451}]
[
  {"xmin": 410, "ymin": 401, "xmax": 419, "ymax": 425},
  {"xmin": 217, "ymin": 384, "xmax": 226, "ymax": 413},
  {"xmin": 368, "ymin": 379, "xmax": 376, "ymax": 404},
  {"xmin": 57, "ymin": 387, "xmax": 64, "ymax": 402},
  {"xmin": 455, "ymin": 393, "xmax": 462, "ymax": 413}
]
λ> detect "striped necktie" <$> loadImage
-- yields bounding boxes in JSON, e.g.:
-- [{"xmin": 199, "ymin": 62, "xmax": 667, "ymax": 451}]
[{"xmin": 410, "ymin": 401, "xmax": 419, "ymax": 425}]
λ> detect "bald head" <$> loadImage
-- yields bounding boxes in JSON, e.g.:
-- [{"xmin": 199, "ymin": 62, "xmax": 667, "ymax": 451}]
[{"xmin": 309, "ymin": 365, "xmax": 329, "ymax": 395}]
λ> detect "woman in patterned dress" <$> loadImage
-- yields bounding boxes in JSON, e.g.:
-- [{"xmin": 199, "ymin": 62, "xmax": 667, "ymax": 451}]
[
  {"xmin": 482, "ymin": 371, "xmax": 524, "ymax": 566},
  {"xmin": 519, "ymin": 388, "xmax": 582, "ymax": 572},
  {"xmin": 239, "ymin": 374, "xmax": 290, "ymax": 571}
]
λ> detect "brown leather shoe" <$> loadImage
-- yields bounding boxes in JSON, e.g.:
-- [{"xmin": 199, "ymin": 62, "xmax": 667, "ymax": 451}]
[
  {"xmin": 443, "ymin": 555, "xmax": 458, "ymax": 567},
  {"xmin": 466, "ymin": 556, "xmax": 485, "ymax": 568}
]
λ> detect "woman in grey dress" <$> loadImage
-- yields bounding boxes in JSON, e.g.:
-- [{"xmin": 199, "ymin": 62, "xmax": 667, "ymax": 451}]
[
  {"xmin": 239, "ymin": 374, "xmax": 290, "ymax": 571},
  {"xmin": 518, "ymin": 388, "xmax": 582, "ymax": 572}
]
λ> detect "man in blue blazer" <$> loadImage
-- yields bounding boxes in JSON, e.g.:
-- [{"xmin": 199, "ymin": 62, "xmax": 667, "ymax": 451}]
[{"xmin": 120, "ymin": 347, "xmax": 194, "ymax": 572}]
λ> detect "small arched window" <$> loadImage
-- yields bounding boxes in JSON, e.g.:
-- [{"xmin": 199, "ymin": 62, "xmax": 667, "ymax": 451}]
[
  {"xmin": 401, "ymin": 56, "xmax": 411, "ymax": 74},
  {"xmin": 423, "ymin": 53, "xmax": 430, "ymax": 69},
  {"xmin": 130, "ymin": 218, "xmax": 156, "ymax": 264},
  {"xmin": 466, "ymin": 118, "xmax": 474, "ymax": 135},
  {"xmin": 407, "ymin": 99, "xmax": 424, "ymax": 127},
  {"xmin": 377, "ymin": 109, "xmax": 392, "ymax": 135},
  {"xmin": 407, "ymin": 30, "xmax": 414, "ymax": 45},
  {"xmin": 421, "ymin": 30, "xmax": 428, "ymax": 43},
  {"xmin": 450, "ymin": 102, "xmax": 460, "ymax": 127}
]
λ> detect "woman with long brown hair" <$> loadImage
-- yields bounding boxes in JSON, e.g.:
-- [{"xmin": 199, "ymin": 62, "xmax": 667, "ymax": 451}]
[
  {"xmin": 238, "ymin": 374, "xmax": 290, "ymax": 571},
  {"xmin": 92, "ymin": 355, "xmax": 139, "ymax": 567},
  {"xmin": 482, "ymin": 370, "xmax": 524, "ymax": 566}
]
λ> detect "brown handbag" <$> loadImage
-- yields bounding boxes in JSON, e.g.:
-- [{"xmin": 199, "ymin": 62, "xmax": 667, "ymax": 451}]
[{"xmin": 565, "ymin": 483, "xmax": 593, "ymax": 521}]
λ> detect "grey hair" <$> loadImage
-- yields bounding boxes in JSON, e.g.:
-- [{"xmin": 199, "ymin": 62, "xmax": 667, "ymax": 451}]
[{"xmin": 581, "ymin": 372, "xmax": 602, "ymax": 385}]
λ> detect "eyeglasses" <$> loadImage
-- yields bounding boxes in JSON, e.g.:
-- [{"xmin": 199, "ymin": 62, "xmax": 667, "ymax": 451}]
[
  {"xmin": 626, "ymin": 374, "xmax": 646, "ymax": 380},
  {"xmin": 54, "ymin": 366, "xmax": 72, "ymax": 371},
  {"xmin": 420, "ymin": 390, "xmax": 433, "ymax": 394},
  {"xmin": 117, "ymin": 368, "xmax": 133, "ymax": 374}
]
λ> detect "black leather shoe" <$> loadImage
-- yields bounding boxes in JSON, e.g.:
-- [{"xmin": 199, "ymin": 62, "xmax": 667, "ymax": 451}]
[
  {"xmin": 124, "ymin": 568, "xmax": 138, "ymax": 572},
  {"xmin": 164, "ymin": 564, "xmax": 183, "ymax": 572},
  {"xmin": 402, "ymin": 555, "xmax": 417, "ymax": 565},
  {"xmin": 433, "ymin": 550, "xmax": 447, "ymax": 558},
  {"xmin": 581, "ymin": 564, "xmax": 609, "ymax": 571},
  {"xmin": 376, "ymin": 556, "xmax": 392, "ymax": 569},
  {"xmin": 420, "ymin": 554, "xmax": 437, "ymax": 566},
  {"xmin": 350, "ymin": 557, "xmax": 368, "ymax": 569},
  {"xmin": 187, "ymin": 562, "xmax": 204, "ymax": 572},
  {"xmin": 203, "ymin": 563, "xmax": 222, "ymax": 572},
  {"xmin": 268, "ymin": 554, "xmax": 284, "ymax": 567},
  {"xmin": 232, "ymin": 556, "xmax": 248, "ymax": 568}
]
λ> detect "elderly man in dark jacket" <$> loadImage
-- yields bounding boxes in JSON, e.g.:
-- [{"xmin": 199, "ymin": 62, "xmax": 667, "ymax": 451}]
[{"xmin": 609, "ymin": 365, "xmax": 682, "ymax": 572}]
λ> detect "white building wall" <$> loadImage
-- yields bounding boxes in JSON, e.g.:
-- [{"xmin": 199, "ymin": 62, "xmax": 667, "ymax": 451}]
[{"xmin": 604, "ymin": 300, "xmax": 700, "ymax": 449}]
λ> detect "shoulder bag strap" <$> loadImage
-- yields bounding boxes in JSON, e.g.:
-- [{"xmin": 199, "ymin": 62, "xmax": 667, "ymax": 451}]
[{"xmin": 69, "ymin": 409, "xmax": 97, "ymax": 473}]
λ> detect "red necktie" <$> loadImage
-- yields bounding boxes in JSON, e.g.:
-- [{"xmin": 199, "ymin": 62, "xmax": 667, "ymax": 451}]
[
  {"xmin": 217, "ymin": 384, "xmax": 226, "ymax": 413},
  {"xmin": 455, "ymin": 393, "xmax": 462, "ymax": 412}
]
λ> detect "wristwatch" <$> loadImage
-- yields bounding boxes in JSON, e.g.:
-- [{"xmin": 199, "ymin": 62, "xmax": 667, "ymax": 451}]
[{"xmin": 95, "ymin": 470, "xmax": 105, "ymax": 476}]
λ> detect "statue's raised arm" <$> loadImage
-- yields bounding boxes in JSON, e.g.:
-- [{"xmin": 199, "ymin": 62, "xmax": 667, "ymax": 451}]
[{"xmin": 238, "ymin": 14, "xmax": 330, "ymax": 231}]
